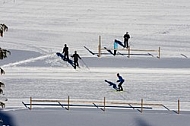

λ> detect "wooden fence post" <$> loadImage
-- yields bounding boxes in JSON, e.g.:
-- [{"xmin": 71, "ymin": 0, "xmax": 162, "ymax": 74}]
[
  {"xmin": 177, "ymin": 99, "xmax": 180, "ymax": 114},
  {"xmin": 158, "ymin": 47, "xmax": 161, "ymax": 58},
  {"xmin": 141, "ymin": 99, "xmax": 143, "ymax": 113},
  {"xmin": 68, "ymin": 96, "xmax": 70, "ymax": 110},
  {"xmin": 103, "ymin": 97, "xmax": 106, "ymax": 111},
  {"xmin": 98, "ymin": 36, "xmax": 101, "ymax": 57},
  {"xmin": 127, "ymin": 46, "xmax": 130, "ymax": 58},
  {"xmin": 30, "ymin": 97, "xmax": 32, "ymax": 110}
]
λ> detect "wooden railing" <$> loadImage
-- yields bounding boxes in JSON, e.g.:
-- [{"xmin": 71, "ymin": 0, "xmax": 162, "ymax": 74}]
[{"xmin": 22, "ymin": 97, "xmax": 181, "ymax": 114}]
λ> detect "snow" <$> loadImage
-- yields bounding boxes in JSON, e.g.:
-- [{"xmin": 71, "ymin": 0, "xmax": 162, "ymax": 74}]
[
  {"xmin": 1, "ymin": 108, "xmax": 190, "ymax": 126},
  {"xmin": 0, "ymin": 0, "xmax": 190, "ymax": 126}
]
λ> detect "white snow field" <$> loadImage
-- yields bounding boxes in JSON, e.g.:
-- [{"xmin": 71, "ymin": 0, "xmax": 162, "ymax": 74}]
[{"xmin": 1, "ymin": 0, "xmax": 190, "ymax": 126}]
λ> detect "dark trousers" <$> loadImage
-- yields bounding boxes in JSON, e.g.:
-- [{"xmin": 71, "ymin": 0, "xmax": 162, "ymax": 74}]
[
  {"xmin": 118, "ymin": 82, "xmax": 124, "ymax": 91},
  {"xmin": 124, "ymin": 39, "xmax": 129, "ymax": 48},
  {"xmin": 64, "ymin": 53, "xmax": 69, "ymax": 60},
  {"xmin": 114, "ymin": 50, "xmax": 117, "ymax": 56},
  {"xmin": 73, "ymin": 60, "xmax": 79, "ymax": 69}
]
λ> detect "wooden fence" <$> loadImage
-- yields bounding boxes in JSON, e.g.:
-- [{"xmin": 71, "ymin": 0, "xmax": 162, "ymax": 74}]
[{"xmin": 22, "ymin": 97, "xmax": 181, "ymax": 114}]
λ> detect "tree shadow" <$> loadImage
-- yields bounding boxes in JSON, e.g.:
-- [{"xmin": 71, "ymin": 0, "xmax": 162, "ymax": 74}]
[
  {"xmin": 0, "ymin": 111, "xmax": 16, "ymax": 126},
  {"xmin": 105, "ymin": 80, "xmax": 117, "ymax": 90},
  {"xmin": 135, "ymin": 117, "xmax": 152, "ymax": 126}
]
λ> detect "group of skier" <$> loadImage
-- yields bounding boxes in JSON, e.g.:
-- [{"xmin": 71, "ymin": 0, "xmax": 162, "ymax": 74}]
[
  {"xmin": 61, "ymin": 32, "xmax": 129, "ymax": 91},
  {"xmin": 62, "ymin": 45, "xmax": 125, "ymax": 91},
  {"xmin": 62, "ymin": 44, "xmax": 81, "ymax": 69}
]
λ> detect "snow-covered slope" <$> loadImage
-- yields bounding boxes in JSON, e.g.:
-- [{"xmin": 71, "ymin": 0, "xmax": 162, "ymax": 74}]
[{"xmin": 0, "ymin": 0, "xmax": 190, "ymax": 126}]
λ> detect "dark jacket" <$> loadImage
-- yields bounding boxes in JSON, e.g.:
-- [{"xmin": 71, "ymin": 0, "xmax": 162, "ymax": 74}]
[
  {"xmin": 63, "ymin": 46, "xmax": 69, "ymax": 54},
  {"xmin": 124, "ymin": 33, "xmax": 130, "ymax": 40},
  {"xmin": 117, "ymin": 75, "xmax": 124, "ymax": 83},
  {"xmin": 72, "ymin": 53, "xmax": 81, "ymax": 62}
]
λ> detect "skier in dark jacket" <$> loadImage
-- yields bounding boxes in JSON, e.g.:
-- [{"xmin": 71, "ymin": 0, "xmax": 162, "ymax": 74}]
[
  {"xmin": 62, "ymin": 44, "xmax": 69, "ymax": 61},
  {"xmin": 123, "ymin": 32, "xmax": 130, "ymax": 48},
  {"xmin": 71, "ymin": 51, "xmax": 81, "ymax": 69},
  {"xmin": 116, "ymin": 73, "xmax": 124, "ymax": 91}
]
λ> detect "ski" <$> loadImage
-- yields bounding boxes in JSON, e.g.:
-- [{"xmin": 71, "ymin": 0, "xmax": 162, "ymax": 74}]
[{"xmin": 107, "ymin": 89, "xmax": 125, "ymax": 92}]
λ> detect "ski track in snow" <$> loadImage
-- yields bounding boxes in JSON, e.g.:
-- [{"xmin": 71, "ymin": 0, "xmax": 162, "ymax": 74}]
[{"xmin": 1, "ymin": 53, "xmax": 54, "ymax": 67}]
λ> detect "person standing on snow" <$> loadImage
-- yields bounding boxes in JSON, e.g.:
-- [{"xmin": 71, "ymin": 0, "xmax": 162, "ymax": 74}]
[
  {"xmin": 71, "ymin": 51, "xmax": 81, "ymax": 69},
  {"xmin": 114, "ymin": 39, "xmax": 118, "ymax": 56},
  {"xmin": 123, "ymin": 32, "xmax": 130, "ymax": 48},
  {"xmin": 116, "ymin": 73, "xmax": 124, "ymax": 91},
  {"xmin": 62, "ymin": 44, "xmax": 69, "ymax": 61}
]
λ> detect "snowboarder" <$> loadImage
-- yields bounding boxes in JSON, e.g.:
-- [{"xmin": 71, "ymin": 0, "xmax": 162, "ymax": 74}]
[
  {"xmin": 116, "ymin": 73, "xmax": 124, "ymax": 91},
  {"xmin": 123, "ymin": 32, "xmax": 130, "ymax": 48},
  {"xmin": 62, "ymin": 44, "xmax": 69, "ymax": 61},
  {"xmin": 71, "ymin": 51, "xmax": 81, "ymax": 69}
]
